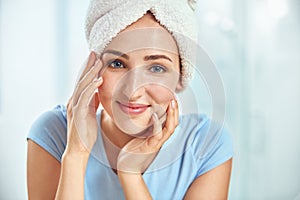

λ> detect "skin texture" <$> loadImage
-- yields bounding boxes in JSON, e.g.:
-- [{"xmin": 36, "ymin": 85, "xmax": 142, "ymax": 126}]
[{"xmin": 27, "ymin": 13, "xmax": 232, "ymax": 200}]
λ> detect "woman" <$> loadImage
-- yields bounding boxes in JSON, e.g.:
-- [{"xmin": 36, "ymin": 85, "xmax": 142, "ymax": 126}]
[{"xmin": 27, "ymin": 0, "xmax": 233, "ymax": 199}]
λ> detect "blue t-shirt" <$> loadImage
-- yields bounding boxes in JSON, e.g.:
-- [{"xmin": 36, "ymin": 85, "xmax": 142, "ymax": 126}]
[{"xmin": 28, "ymin": 105, "xmax": 233, "ymax": 200}]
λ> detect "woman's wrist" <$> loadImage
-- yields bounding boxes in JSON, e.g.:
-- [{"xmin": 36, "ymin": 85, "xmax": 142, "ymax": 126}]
[
  {"xmin": 62, "ymin": 150, "xmax": 90, "ymax": 165},
  {"xmin": 117, "ymin": 171, "xmax": 144, "ymax": 189},
  {"xmin": 117, "ymin": 171, "xmax": 152, "ymax": 200},
  {"xmin": 55, "ymin": 151, "xmax": 89, "ymax": 199},
  {"xmin": 117, "ymin": 170, "xmax": 142, "ymax": 179}
]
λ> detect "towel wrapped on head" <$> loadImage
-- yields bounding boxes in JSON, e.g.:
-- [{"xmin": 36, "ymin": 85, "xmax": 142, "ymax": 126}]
[{"xmin": 85, "ymin": 0, "xmax": 198, "ymax": 89}]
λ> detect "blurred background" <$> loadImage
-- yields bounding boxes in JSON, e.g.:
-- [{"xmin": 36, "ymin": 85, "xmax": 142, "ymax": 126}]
[{"xmin": 0, "ymin": 0, "xmax": 299, "ymax": 199}]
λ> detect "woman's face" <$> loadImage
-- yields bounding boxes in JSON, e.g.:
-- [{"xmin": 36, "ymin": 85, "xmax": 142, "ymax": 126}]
[{"xmin": 98, "ymin": 13, "xmax": 180, "ymax": 135}]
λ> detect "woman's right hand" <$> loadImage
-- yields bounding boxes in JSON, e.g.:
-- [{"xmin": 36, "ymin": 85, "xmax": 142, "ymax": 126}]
[
  {"xmin": 65, "ymin": 52, "xmax": 103, "ymax": 156},
  {"xmin": 54, "ymin": 52, "xmax": 103, "ymax": 199}
]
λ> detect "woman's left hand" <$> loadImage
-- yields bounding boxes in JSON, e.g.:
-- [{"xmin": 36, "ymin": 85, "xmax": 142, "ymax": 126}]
[{"xmin": 117, "ymin": 99, "xmax": 179, "ymax": 174}]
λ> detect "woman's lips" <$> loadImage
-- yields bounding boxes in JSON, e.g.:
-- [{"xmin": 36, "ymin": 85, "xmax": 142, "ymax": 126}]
[{"xmin": 117, "ymin": 101, "xmax": 150, "ymax": 115}]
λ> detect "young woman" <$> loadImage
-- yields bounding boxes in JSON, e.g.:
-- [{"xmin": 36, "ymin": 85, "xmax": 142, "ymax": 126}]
[{"xmin": 27, "ymin": 1, "xmax": 233, "ymax": 199}]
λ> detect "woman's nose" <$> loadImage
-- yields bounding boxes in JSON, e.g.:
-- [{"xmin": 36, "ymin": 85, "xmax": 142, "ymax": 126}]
[{"xmin": 121, "ymin": 67, "xmax": 147, "ymax": 100}]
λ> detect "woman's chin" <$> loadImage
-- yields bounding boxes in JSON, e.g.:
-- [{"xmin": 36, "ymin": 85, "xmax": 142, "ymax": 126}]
[
  {"xmin": 116, "ymin": 119, "xmax": 152, "ymax": 137},
  {"xmin": 115, "ymin": 112, "xmax": 167, "ymax": 138}
]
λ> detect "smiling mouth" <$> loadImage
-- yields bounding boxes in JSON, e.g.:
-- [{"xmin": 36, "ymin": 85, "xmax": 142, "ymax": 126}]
[{"xmin": 117, "ymin": 101, "xmax": 151, "ymax": 115}]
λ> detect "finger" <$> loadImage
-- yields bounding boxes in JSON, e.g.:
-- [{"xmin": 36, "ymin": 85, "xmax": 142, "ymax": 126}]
[
  {"xmin": 147, "ymin": 113, "xmax": 163, "ymax": 147},
  {"xmin": 94, "ymin": 92, "xmax": 100, "ymax": 112},
  {"xmin": 70, "ymin": 52, "xmax": 97, "ymax": 114},
  {"xmin": 153, "ymin": 113, "xmax": 162, "ymax": 136},
  {"xmin": 76, "ymin": 77, "xmax": 103, "ymax": 113},
  {"xmin": 66, "ymin": 97, "xmax": 73, "ymax": 119},
  {"xmin": 173, "ymin": 99, "xmax": 179, "ymax": 127},
  {"xmin": 87, "ymin": 91, "xmax": 99, "ymax": 114},
  {"xmin": 163, "ymin": 100, "xmax": 175, "ymax": 131},
  {"xmin": 157, "ymin": 100, "xmax": 177, "ymax": 146},
  {"xmin": 123, "ymin": 138, "xmax": 147, "ymax": 153},
  {"xmin": 77, "ymin": 51, "xmax": 97, "ymax": 84},
  {"xmin": 73, "ymin": 60, "xmax": 103, "ymax": 106},
  {"xmin": 67, "ymin": 53, "xmax": 95, "ymax": 118}
]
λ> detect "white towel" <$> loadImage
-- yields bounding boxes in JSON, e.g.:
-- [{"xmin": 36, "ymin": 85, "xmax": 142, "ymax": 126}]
[{"xmin": 85, "ymin": 0, "xmax": 198, "ymax": 88}]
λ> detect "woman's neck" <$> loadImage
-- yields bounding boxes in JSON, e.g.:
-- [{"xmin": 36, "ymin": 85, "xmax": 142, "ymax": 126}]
[{"xmin": 100, "ymin": 110, "xmax": 135, "ymax": 172}]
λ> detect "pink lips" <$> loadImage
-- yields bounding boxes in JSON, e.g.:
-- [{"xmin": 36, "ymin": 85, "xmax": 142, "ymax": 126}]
[{"xmin": 117, "ymin": 102, "xmax": 150, "ymax": 115}]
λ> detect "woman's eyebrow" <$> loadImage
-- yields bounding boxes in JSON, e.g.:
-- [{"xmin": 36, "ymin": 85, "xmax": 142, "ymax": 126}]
[
  {"xmin": 102, "ymin": 49, "xmax": 129, "ymax": 59},
  {"xmin": 144, "ymin": 55, "xmax": 173, "ymax": 63}
]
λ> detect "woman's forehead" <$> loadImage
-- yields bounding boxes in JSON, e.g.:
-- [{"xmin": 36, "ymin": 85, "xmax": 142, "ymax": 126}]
[{"xmin": 104, "ymin": 27, "xmax": 179, "ymax": 56}]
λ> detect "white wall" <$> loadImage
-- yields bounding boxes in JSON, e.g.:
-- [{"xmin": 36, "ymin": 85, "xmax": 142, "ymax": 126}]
[
  {"xmin": 0, "ymin": 0, "xmax": 299, "ymax": 199},
  {"xmin": 0, "ymin": 0, "xmax": 89, "ymax": 199},
  {"xmin": 196, "ymin": 0, "xmax": 300, "ymax": 199}
]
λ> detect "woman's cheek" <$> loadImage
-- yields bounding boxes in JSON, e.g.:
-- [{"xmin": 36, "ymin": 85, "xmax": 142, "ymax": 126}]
[
  {"xmin": 97, "ymin": 80, "xmax": 113, "ymax": 106},
  {"xmin": 98, "ymin": 72, "xmax": 119, "ymax": 96},
  {"xmin": 148, "ymin": 86, "xmax": 174, "ymax": 107}
]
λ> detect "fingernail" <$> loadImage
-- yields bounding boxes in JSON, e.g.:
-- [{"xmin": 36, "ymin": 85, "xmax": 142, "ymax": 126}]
[
  {"xmin": 94, "ymin": 76, "xmax": 103, "ymax": 83},
  {"xmin": 171, "ymin": 100, "xmax": 176, "ymax": 109},
  {"xmin": 93, "ymin": 89, "xmax": 98, "ymax": 94},
  {"xmin": 90, "ymin": 51, "xmax": 94, "ymax": 57}
]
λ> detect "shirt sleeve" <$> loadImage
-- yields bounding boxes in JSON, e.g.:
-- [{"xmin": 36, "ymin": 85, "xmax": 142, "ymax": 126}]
[
  {"xmin": 192, "ymin": 120, "xmax": 234, "ymax": 177},
  {"xmin": 27, "ymin": 105, "xmax": 67, "ymax": 162}
]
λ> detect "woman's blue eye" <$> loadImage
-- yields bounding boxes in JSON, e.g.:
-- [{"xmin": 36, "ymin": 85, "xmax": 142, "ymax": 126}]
[
  {"xmin": 109, "ymin": 60, "xmax": 124, "ymax": 69},
  {"xmin": 149, "ymin": 65, "xmax": 166, "ymax": 73}
]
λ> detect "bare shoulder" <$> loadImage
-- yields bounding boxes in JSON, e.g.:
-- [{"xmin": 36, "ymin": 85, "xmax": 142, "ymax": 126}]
[
  {"xmin": 184, "ymin": 158, "xmax": 233, "ymax": 200},
  {"xmin": 27, "ymin": 140, "xmax": 61, "ymax": 200}
]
